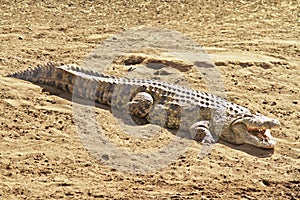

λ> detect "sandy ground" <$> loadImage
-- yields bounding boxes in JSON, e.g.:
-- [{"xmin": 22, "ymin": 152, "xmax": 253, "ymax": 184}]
[{"xmin": 0, "ymin": 0, "xmax": 299, "ymax": 199}]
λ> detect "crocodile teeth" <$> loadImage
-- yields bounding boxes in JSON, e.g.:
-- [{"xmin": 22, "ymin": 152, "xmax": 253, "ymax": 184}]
[
  {"xmin": 247, "ymin": 127, "xmax": 266, "ymax": 133},
  {"xmin": 247, "ymin": 127, "xmax": 270, "ymax": 140}
]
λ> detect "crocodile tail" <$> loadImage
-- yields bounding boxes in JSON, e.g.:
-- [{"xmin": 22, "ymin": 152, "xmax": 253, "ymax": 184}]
[
  {"xmin": 7, "ymin": 62, "xmax": 61, "ymax": 82},
  {"xmin": 7, "ymin": 62, "xmax": 76, "ymax": 92},
  {"xmin": 7, "ymin": 62, "xmax": 109, "ymax": 100}
]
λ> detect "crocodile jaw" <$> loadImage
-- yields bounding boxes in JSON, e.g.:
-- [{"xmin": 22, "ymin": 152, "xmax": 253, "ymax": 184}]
[{"xmin": 228, "ymin": 114, "xmax": 280, "ymax": 149}]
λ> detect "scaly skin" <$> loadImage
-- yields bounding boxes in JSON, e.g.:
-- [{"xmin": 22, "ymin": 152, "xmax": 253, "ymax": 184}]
[{"xmin": 7, "ymin": 62, "xmax": 280, "ymax": 148}]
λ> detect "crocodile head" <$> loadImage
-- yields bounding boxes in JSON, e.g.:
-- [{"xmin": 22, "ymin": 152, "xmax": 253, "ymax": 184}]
[{"xmin": 222, "ymin": 114, "xmax": 280, "ymax": 148}]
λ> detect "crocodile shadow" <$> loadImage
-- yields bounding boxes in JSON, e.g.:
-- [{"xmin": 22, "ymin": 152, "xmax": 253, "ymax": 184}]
[{"xmin": 218, "ymin": 140, "xmax": 274, "ymax": 157}]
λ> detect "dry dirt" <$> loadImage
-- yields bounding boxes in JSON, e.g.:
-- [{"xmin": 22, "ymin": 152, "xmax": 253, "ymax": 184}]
[{"xmin": 0, "ymin": 0, "xmax": 299, "ymax": 199}]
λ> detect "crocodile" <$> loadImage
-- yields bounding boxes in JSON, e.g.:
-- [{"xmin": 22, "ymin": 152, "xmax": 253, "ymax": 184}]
[{"xmin": 7, "ymin": 62, "xmax": 280, "ymax": 148}]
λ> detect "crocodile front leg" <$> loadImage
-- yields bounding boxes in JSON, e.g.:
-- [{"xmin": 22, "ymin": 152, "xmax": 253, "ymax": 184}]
[
  {"xmin": 190, "ymin": 121, "xmax": 216, "ymax": 144},
  {"xmin": 190, "ymin": 121, "xmax": 216, "ymax": 159}
]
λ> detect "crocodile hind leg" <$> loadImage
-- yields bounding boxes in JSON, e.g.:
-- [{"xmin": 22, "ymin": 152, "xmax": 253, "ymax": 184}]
[
  {"xmin": 127, "ymin": 92, "xmax": 154, "ymax": 125},
  {"xmin": 189, "ymin": 121, "xmax": 215, "ymax": 144}
]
